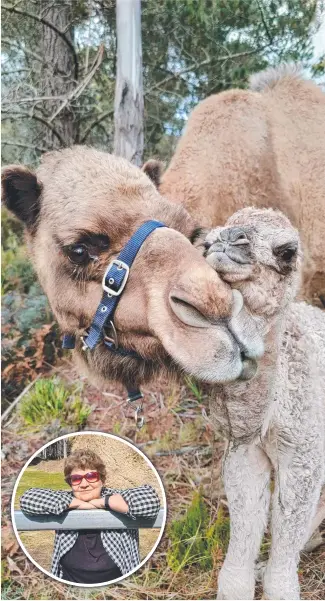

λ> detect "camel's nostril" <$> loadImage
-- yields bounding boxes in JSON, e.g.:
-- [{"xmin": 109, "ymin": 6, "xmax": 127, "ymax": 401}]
[
  {"xmin": 169, "ymin": 295, "xmax": 211, "ymax": 328},
  {"xmin": 221, "ymin": 227, "xmax": 250, "ymax": 246},
  {"xmin": 231, "ymin": 232, "xmax": 250, "ymax": 246}
]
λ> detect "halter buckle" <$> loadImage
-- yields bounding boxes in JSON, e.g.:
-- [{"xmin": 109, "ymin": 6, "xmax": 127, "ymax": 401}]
[{"xmin": 102, "ymin": 259, "xmax": 130, "ymax": 296}]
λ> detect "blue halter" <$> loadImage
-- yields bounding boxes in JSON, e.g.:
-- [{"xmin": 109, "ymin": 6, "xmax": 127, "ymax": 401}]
[{"xmin": 62, "ymin": 219, "xmax": 167, "ymax": 419}]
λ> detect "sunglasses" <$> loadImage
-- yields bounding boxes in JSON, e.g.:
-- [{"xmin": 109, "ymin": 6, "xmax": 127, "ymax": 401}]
[{"xmin": 66, "ymin": 471, "xmax": 100, "ymax": 486}]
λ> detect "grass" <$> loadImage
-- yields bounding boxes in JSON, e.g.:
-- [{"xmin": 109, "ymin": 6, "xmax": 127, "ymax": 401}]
[
  {"xmin": 14, "ymin": 468, "xmax": 69, "ymax": 508},
  {"xmin": 167, "ymin": 491, "xmax": 229, "ymax": 573},
  {"xmin": 14, "ymin": 467, "xmax": 69, "ymax": 574},
  {"xmin": 19, "ymin": 532, "xmax": 55, "ymax": 573},
  {"xmin": 19, "ymin": 377, "xmax": 91, "ymax": 430}
]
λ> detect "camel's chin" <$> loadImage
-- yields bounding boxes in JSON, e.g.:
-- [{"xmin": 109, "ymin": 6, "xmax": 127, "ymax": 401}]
[
  {"xmin": 181, "ymin": 355, "xmax": 258, "ymax": 385},
  {"xmin": 73, "ymin": 330, "xmax": 251, "ymax": 389},
  {"xmin": 238, "ymin": 358, "xmax": 258, "ymax": 381}
]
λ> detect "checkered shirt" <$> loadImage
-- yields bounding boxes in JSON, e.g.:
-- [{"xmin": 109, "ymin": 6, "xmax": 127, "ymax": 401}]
[{"xmin": 20, "ymin": 485, "xmax": 160, "ymax": 578}]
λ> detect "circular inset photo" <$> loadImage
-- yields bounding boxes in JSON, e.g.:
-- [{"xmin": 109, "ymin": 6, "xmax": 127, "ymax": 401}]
[{"xmin": 11, "ymin": 431, "xmax": 166, "ymax": 587}]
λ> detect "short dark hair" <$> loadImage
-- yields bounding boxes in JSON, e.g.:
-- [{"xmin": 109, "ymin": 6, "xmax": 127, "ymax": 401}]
[{"xmin": 64, "ymin": 449, "xmax": 106, "ymax": 483}]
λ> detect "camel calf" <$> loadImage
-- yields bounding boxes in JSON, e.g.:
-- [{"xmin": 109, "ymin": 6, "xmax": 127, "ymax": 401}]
[{"xmin": 199, "ymin": 207, "xmax": 325, "ymax": 600}]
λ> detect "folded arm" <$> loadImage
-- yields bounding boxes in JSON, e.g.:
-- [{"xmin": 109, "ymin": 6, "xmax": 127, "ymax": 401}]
[
  {"xmin": 102, "ymin": 484, "xmax": 161, "ymax": 519},
  {"xmin": 20, "ymin": 488, "xmax": 73, "ymax": 515}
]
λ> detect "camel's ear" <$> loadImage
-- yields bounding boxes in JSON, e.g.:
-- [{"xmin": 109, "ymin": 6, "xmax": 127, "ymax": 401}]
[
  {"xmin": 1, "ymin": 165, "xmax": 42, "ymax": 230},
  {"xmin": 142, "ymin": 159, "xmax": 164, "ymax": 188}
]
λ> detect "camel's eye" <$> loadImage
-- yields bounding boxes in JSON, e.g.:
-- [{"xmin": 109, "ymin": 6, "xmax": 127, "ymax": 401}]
[
  {"xmin": 273, "ymin": 243, "xmax": 297, "ymax": 263},
  {"xmin": 66, "ymin": 244, "xmax": 90, "ymax": 265},
  {"xmin": 280, "ymin": 248, "xmax": 296, "ymax": 261}
]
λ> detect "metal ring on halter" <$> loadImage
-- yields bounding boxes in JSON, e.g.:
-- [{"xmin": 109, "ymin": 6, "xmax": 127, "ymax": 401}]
[
  {"xmin": 103, "ymin": 321, "xmax": 118, "ymax": 349},
  {"xmin": 127, "ymin": 390, "xmax": 145, "ymax": 429},
  {"xmin": 80, "ymin": 331, "xmax": 90, "ymax": 352},
  {"xmin": 134, "ymin": 404, "xmax": 145, "ymax": 429}
]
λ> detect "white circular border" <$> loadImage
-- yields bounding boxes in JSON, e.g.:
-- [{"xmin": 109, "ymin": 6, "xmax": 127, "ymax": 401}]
[{"xmin": 11, "ymin": 430, "xmax": 167, "ymax": 588}]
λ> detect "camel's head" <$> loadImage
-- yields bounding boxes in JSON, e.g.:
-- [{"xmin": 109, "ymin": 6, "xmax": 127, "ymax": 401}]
[
  {"xmin": 2, "ymin": 147, "xmax": 263, "ymax": 389},
  {"xmin": 201, "ymin": 207, "xmax": 302, "ymax": 321}
]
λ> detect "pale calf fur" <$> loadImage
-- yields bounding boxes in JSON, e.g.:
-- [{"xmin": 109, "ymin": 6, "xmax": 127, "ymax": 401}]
[{"xmin": 202, "ymin": 208, "xmax": 325, "ymax": 600}]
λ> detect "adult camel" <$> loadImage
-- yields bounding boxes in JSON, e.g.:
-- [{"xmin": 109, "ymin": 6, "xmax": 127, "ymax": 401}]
[
  {"xmin": 146, "ymin": 65, "xmax": 325, "ymax": 302},
  {"xmin": 2, "ymin": 146, "xmax": 262, "ymax": 394}
]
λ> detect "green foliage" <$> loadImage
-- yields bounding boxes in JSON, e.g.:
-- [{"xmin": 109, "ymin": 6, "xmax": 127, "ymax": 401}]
[
  {"xmin": 19, "ymin": 377, "xmax": 91, "ymax": 430},
  {"xmin": 167, "ymin": 490, "xmax": 230, "ymax": 572},
  {"xmin": 185, "ymin": 376, "xmax": 204, "ymax": 402},
  {"xmin": 1, "ymin": 209, "xmax": 60, "ymax": 409},
  {"xmin": 141, "ymin": 0, "xmax": 318, "ymax": 158},
  {"xmin": 2, "ymin": 286, "xmax": 51, "ymax": 337},
  {"xmin": 1, "ymin": 580, "xmax": 26, "ymax": 601},
  {"xmin": 312, "ymin": 54, "xmax": 325, "ymax": 75},
  {"xmin": 1, "ymin": 208, "xmax": 36, "ymax": 295},
  {"xmin": 2, "ymin": 247, "xmax": 36, "ymax": 296}
]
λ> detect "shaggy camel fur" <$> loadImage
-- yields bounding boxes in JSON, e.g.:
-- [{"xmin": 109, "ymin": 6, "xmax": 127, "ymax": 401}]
[
  {"xmin": 200, "ymin": 207, "xmax": 325, "ymax": 600},
  {"xmin": 2, "ymin": 147, "xmax": 262, "ymax": 390},
  {"xmin": 148, "ymin": 65, "xmax": 325, "ymax": 300}
]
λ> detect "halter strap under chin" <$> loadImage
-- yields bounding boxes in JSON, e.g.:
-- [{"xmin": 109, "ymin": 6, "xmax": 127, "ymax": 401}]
[{"xmin": 62, "ymin": 219, "xmax": 167, "ymax": 427}]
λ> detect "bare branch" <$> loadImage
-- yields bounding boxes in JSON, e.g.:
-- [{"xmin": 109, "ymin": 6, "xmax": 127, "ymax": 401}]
[
  {"xmin": 2, "ymin": 140, "xmax": 48, "ymax": 153},
  {"xmin": 80, "ymin": 109, "xmax": 114, "ymax": 143},
  {"xmin": 2, "ymin": 69, "xmax": 32, "ymax": 76},
  {"xmin": 2, "ymin": 112, "xmax": 65, "ymax": 146},
  {"xmin": 48, "ymin": 44, "xmax": 105, "ymax": 124},
  {"xmin": 147, "ymin": 45, "xmax": 272, "ymax": 93},
  {"xmin": 2, "ymin": 38, "xmax": 44, "ymax": 64},
  {"xmin": 256, "ymin": 0, "xmax": 274, "ymax": 44},
  {"xmin": 2, "ymin": 3, "xmax": 79, "ymax": 80},
  {"xmin": 2, "ymin": 95, "xmax": 66, "ymax": 107}
]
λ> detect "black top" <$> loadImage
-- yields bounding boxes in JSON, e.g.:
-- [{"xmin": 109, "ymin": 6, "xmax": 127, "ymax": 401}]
[{"xmin": 60, "ymin": 530, "xmax": 122, "ymax": 584}]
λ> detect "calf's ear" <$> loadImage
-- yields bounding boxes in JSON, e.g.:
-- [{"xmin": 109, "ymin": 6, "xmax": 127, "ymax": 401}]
[
  {"xmin": 1, "ymin": 165, "xmax": 42, "ymax": 230},
  {"xmin": 142, "ymin": 159, "xmax": 164, "ymax": 188}
]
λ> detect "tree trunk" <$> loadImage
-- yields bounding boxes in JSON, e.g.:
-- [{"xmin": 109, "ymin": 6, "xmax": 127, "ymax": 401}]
[
  {"xmin": 41, "ymin": 1, "xmax": 76, "ymax": 149},
  {"xmin": 114, "ymin": 0, "xmax": 144, "ymax": 166}
]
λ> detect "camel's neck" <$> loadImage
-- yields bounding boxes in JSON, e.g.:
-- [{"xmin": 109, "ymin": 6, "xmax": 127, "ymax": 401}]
[{"xmin": 209, "ymin": 315, "xmax": 285, "ymax": 442}]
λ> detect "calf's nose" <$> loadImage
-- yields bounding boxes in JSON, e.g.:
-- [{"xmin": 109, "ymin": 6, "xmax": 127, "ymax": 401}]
[{"xmin": 222, "ymin": 227, "xmax": 250, "ymax": 246}]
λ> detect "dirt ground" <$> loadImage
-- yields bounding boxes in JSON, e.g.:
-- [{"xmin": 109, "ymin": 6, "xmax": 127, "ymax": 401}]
[{"xmin": 2, "ymin": 361, "xmax": 325, "ymax": 600}]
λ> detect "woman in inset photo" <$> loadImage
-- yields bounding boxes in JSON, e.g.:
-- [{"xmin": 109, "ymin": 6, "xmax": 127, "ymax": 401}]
[{"xmin": 14, "ymin": 434, "xmax": 165, "ymax": 586}]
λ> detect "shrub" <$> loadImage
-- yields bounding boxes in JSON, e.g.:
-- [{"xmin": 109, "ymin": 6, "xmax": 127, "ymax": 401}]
[
  {"xmin": 167, "ymin": 490, "xmax": 229, "ymax": 572},
  {"xmin": 19, "ymin": 377, "xmax": 91, "ymax": 430},
  {"xmin": 1, "ymin": 208, "xmax": 36, "ymax": 295}
]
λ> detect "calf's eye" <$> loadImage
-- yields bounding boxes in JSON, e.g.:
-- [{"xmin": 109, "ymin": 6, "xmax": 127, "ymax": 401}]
[
  {"xmin": 273, "ymin": 243, "xmax": 297, "ymax": 263},
  {"xmin": 66, "ymin": 244, "xmax": 90, "ymax": 265},
  {"xmin": 280, "ymin": 248, "xmax": 296, "ymax": 262}
]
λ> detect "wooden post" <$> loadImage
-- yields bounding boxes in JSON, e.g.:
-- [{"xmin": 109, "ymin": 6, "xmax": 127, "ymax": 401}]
[{"xmin": 114, "ymin": 0, "xmax": 144, "ymax": 166}]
